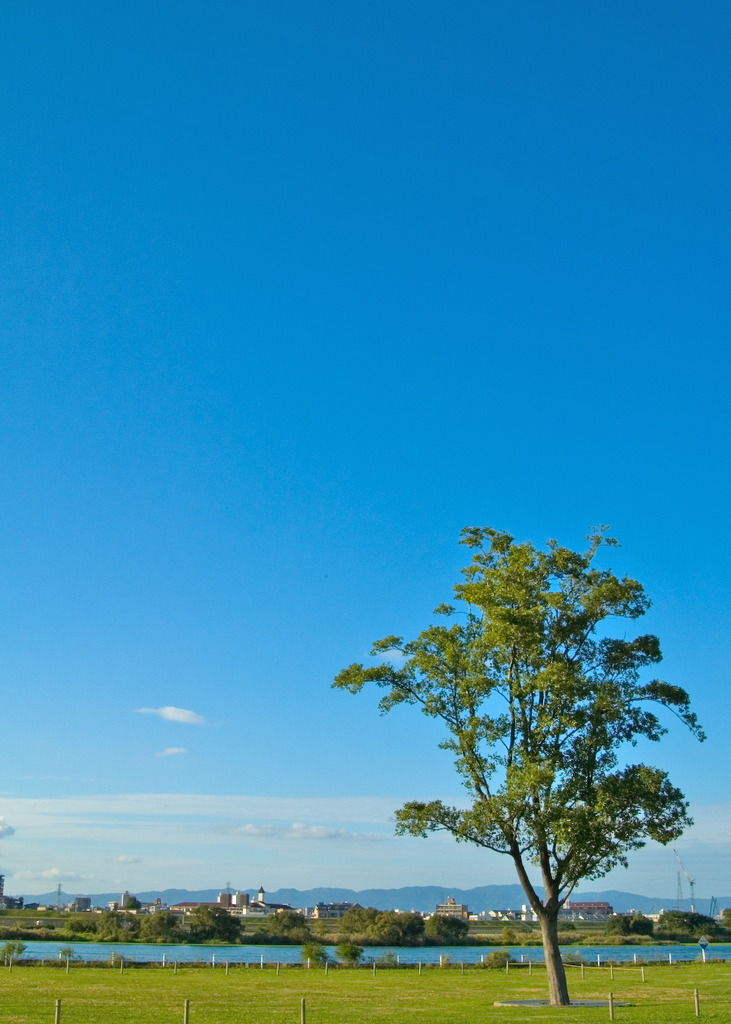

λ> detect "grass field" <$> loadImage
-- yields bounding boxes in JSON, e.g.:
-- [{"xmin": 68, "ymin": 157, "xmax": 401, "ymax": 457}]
[{"xmin": 1, "ymin": 960, "xmax": 730, "ymax": 1023}]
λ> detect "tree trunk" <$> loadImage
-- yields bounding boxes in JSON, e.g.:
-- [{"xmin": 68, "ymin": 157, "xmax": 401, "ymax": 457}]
[{"xmin": 538, "ymin": 910, "xmax": 570, "ymax": 1006}]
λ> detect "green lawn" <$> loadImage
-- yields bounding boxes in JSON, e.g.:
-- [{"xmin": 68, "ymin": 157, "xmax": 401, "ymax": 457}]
[{"xmin": 1, "ymin": 961, "xmax": 729, "ymax": 1023}]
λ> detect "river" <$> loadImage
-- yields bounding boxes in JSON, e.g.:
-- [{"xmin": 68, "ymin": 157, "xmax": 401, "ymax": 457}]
[{"xmin": 12, "ymin": 941, "xmax": 731, "ymax": 964}]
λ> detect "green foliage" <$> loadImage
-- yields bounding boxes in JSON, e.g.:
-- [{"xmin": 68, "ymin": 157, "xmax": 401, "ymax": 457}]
[
  {"xmin": 188, "ymin": 906, "xmax": 242, "ymax": 943},
  {"xmin": 256, "ymin": 911, "xmax": 311, "ymax": 943},
  {"xmin": 67, "ymin": 916, "xmax": 96, "ymax": 934},
  {"xmin": 606, "ymin": 913, "xmax": 653, "ymax": 936},
  {"xmin": 333, "ymin": 526, "xmax": 703, "ymax": 1006},
  {"xmin": 606, "ymin": 914, "xmax": 633, "ymax": 935},
  {"xmin": 656, "ymin": 911, "xmax": 720, "ymax": 936},
  {"xmin": 482, "ymin": 949, "xmax": 512, "ymax": 968},
  {"xmin": 424, "ymin": 915, "xmax": 469, "ymax": 942},
  {"xmin": 629, "ymin": 913, "xmax": 654, "ymax": 936},
  {"xmin": 335, "ymin": 941, "xmax": 363, "ymax": 965},
  {"xmin": 340, "ymin": 907, "xmax": 425, "ymax": 946},
  {"xmin": 1, "ymin": 939, "xmax": 26, "ymax": 961},
  {"xmin": 301, "ymin": 941, "xmax": 327, "ymax": 965},
  {"xmin": 340, "ymin": 906, "xmax": 379, "ymax": 933},
  {"xmin": 139, "ymin": 912, "xmax": 184, "ymax": 943},
  {"xmin": 96, "ymin": 911, "xmax": 141, "ymax": 942},
  {"xmin": 125, "ymin": 897, "xmax": 142, "ymax": 910}
]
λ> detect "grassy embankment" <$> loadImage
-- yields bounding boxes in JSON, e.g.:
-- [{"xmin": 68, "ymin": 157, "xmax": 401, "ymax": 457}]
[{"xmin": 1, "ymin": 960, "xmax": 730, "ymax": 1023}]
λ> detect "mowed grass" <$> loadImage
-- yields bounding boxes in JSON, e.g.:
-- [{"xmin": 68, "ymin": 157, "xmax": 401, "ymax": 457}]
[{"xmin": 1, "ymin": 961, "xmax": 730, "ymax": 1024}]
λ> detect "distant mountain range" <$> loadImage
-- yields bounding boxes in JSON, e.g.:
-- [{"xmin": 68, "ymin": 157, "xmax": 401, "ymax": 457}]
[{"xmin": 18, "ymin": 884, "xmax": 729, "ymax": 916}]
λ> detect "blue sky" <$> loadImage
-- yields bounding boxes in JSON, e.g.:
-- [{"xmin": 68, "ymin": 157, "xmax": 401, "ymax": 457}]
[{"xmin": 1, "ymin": 0, "xmax": 729, "ymax": 902}]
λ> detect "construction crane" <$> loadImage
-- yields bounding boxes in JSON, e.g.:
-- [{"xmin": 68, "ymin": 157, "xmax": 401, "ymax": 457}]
[{"xmin": 674, "ymin": 850, "xmax": 696, "ymax": 912}]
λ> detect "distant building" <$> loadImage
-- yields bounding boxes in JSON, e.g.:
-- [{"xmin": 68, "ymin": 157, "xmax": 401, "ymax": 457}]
[
  {"xmin": 0, "ymin": 874, "xmax": 23, "ymax": 910},
  {"xmin": 434, "ymin": 897, "xmax": 469, "ymax": 919},
  {"xmin": 560, "ymin": 901, "xmax": 613, "ymax": 921},
  {"xmin": 170, "ymin": 901, "xmax": 219, "ymax": 914},
  {"xmin": 311, "ymin": 902, "xmax": 360, "ymax": 919},
  {"xmin": 71, "ymin": 897, "xmax": 92, "ymax": 912},
  {"xmin": 488, "ymin": 908, "xmax": 520, "ymax": 921}
]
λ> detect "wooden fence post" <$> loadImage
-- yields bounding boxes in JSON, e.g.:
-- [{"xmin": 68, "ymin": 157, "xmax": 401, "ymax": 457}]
[
  {"xmin": 694, "ymin": 988, "xmax": 700, "ymax": 1017},
  {"xmin": 608, "ymin": 992, "xmax": 614, "ymax": 1021},
  {"xmin": 183, "ymin": 999, "xmax": 190, "ymax": 1024},
  {"xmin": 54, "ymin": 999, "xmax": 61, "ymax": 1024},
  {"xmin": 301, "ymin": 997, "xmax": 306, "ymax": 1024}
]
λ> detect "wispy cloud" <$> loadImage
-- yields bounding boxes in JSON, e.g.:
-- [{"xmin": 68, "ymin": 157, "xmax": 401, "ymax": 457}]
[
  {"xmin": 136, "ymin": 706, "xmax": 205, "ymax": 725},
  {"xmin": 0, "ymin": 817, "xmax": 15, "ymax": 838},
  {"xmin": 155, "ymin": 748, "xmax": 187, "ymax": 757},
  {"xmin": 113, "ymin": 855, "xmax": 141, "ymax": 864},
  {"xmin": 228, "ymin": 822, "xmax": 385, "ymax": 842},
  {"xmin": 14, "ymin": 867, "xmax": 93, "ymax": 881}
]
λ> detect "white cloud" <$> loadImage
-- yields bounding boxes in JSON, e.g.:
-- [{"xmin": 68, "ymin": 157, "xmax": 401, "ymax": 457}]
[
  {"xmin": 155, "ymin": 748, "xmax": 187, "ymax": 757},
  {"xmin": 113, "ymin": 855, "xmax": 142, "ymax": 864},
  {"xmin": 136, "ymin": 706, "xmax": 205, "ymax": 725},
  {"xmin": 0, "ymin": 817, "xmax": 16, "ymax": 838},
  {"xmin": 228, "ymin": 822, "xmax": 385, "ymax": 842},
  {"xmin": 0, "ymin": 793, "xmax": 399, "ymax": 825},
  {"xmin": 14, "ymin": 867, "xmax": 92, "ymax": 881}
]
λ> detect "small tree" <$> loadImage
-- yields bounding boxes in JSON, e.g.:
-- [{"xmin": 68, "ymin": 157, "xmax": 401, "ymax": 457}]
[
  {"xmin": 334, "ymin": 527, "xmax": 703, "ymax": 1005},
  {"xmin": 1, "ymin": 940, "xmax": 26, "ymax": 964}
]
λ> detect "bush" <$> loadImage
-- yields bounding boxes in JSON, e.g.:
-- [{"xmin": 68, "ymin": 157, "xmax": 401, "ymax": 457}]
[
  {"xmin": 301, "ymin": 942, "xmax": 327, "ymax": 966},
  {"xmin": 482, "ymin": 950, "xmax": 512, "ymax": 968},
  {"xmin": 335, "ymin": 941, "xmax": 363, "ymax": 965}
]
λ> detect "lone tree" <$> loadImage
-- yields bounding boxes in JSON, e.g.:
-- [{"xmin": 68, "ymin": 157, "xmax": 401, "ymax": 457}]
[{"xmin": 333, "ymin": 527, "xmax": 703, "ymax": 1005}]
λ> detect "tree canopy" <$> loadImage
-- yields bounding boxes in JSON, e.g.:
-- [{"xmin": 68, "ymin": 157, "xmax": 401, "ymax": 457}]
[{"xmin": 333, "ymin": 527, "xmax": 703, "ymax": 1005}]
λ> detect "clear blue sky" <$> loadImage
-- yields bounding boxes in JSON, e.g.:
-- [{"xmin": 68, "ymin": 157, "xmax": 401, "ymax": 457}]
[{"xmin": 1, "ymin": 0, "xmax": 729, "ymax": 903}]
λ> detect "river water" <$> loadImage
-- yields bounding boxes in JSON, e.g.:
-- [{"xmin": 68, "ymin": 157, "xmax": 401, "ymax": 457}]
[{"xmin": 13, "ymin": 942, "xmax": 731, "ymax": 964}]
